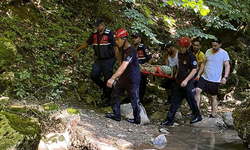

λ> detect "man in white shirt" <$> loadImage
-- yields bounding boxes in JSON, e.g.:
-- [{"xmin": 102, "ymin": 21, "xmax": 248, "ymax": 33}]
[{"xmin": 195, "ymin": 38, "xmax": 230, "ymax": 118}]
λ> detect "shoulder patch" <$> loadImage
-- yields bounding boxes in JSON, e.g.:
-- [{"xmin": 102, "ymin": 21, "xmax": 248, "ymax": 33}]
[
  {"xmin": 193, "ymin": 61, "xmax": 197, "ymax": 65},
  {"xmin": 139, "ymin": 43, "xmax": 143, "ymax": 47},
  {"xmin": 104, "ymin": 28, "xmax": 111, "ymax": 34}
]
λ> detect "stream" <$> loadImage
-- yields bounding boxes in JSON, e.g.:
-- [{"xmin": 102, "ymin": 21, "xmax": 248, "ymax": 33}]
[{"xmin": 133, "ymin": 125, "xmax": 244, "ymax": 150}]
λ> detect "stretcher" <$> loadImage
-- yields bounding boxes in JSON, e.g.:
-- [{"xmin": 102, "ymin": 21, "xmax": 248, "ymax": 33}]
[
  {"xmin": 141, "ymin": 66, "xmax": 176, "ymax": 79},
  {"xmin": 141, "ymin": 66, "xmax": 198, "ymax": 80}
]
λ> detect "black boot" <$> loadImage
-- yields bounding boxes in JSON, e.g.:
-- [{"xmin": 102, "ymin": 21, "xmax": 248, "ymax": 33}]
[
  {"xmin": 160, "ymin": 120, "xmax": 174, "ymax": 126},
  {"xmin": 106, "ymin": 113, "xmax": 121, "ymax": 121},
  {"xmin": 126, "ymin": 118, "xmax": 141, "ymax": 124},
  {"xmin": 190, "ymin": 114, "xmax": 202, "ymax": 124}
]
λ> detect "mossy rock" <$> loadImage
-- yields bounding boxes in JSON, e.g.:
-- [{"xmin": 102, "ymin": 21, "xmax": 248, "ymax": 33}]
[
  {"xmin": 7, "ymin": 105, "xmax": 27, "ymax": 113},
  {"xmin": 233, "ymin": 98, "xmax": 250, "ymax": 148},
  {"xmin": 0, "ymin": 71, "xmax": 14, "ymax": 94},
  {"xmin": 0, "ymin": 97, "xmax": 9, "ymax": 105},
  {"xmin": 0, "ymin": 112, "xmax": 41, "ymax": 149},
  {"xmin": 0, "ymin": 38, "xmax": 17, "ymax": 73},
  {"xmin": 42, "ymin": 102, "xmax": 59, "ymax": 111},
  {"xmin": 67, "ymin": 108, "xmax": 81, "ymax": 115}
]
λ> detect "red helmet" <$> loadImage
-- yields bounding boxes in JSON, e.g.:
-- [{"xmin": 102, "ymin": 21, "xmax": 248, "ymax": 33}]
[
  {"xmin": 178, "ymin": 37, "xmax": 191, "ymax": 47},
  {"xmin": 114, "ymin": 28, "xmax": 129, "ymax": 38}
]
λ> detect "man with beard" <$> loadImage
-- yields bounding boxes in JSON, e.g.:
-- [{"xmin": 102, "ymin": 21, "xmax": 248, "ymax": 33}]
[
  {"xmin": 161, "ymin": 40, "xmax": 178, "ymax": 105},
  {"xmin": 195, "ymin": 38, "xmax": 230, "ymax": 118},
  {"xmin": 192, "ymin": 38, "xmax": 205, "ymax": 77},
  {"xmin": 106, "ymin": 28, "xmax": 141, "ymax": 124},
  {"xmin": 73, "ymin": 17, "xmax": 121, "ymax": 106},
  {"xmin": 132, "ymin": 31, "xmax": 152, "ymax": 103}
]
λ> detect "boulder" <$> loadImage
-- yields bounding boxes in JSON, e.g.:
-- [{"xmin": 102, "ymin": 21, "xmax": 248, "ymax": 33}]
[
  {"xmin": 120, "ymin": 103, "xmax": 150, "ymax": 124},
  {"xmin": 233, "ymin": 98, "xmax": 250, "ymax": 149},
  {"xmin": 222, "ymin": 112, "xmax": 234, "ymax": 128},
  {"xmin": 0, "ymin": 111, "xmax": 41, "ymax": 149}
]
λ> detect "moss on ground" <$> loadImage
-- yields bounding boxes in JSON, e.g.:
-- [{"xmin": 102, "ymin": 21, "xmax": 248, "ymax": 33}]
[
  {"xmin": 42, "ymin": 102, "xmax": 59, "ymax": 111},
  {"xmin": 67, "ymin": 108, "xmax": 81, "ymax": 115},
  {"xmin": 0, "ymin": 113, "xmax": 24, "ymax": 150}
]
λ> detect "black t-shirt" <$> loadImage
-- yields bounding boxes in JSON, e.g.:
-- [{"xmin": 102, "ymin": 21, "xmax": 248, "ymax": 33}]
[
  {"xmin": 120, "ymin": 46, "xmax": 141, "ymax": 83},
  {"xmin": 177, "ymin": 50, "xmax": 197, "ymax": 83}
]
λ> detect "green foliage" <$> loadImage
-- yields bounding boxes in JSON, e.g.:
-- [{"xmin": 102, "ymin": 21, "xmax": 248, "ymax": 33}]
[
  {"xmin": 163, "ymin": 0, "xmax": 210, "ymax": 16},
  {"xmin": 0, "ymin": 1, "xmax": 96, "ymax": 100},
  {"xmin": 125, "ymin": 8, "xmax": 162, "ymax": 44},
  {"xmin": 174, "ymin": 26, "xmax": 216, "ymax": 39},
  {"xmin": 204, "ymin": 0, "xmax": 250, "ymax": 28}
]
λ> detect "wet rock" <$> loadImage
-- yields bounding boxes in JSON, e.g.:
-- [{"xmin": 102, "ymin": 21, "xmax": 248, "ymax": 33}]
[
  {"xmin": 233, "ymin": 98, "xmax": 250, "ymax": 149},
  {"xmin": 222, "ymin": 112, "xmax": 234, "ymax": 128},
  {"xmin": 159, "ymin": 128, "xmax": 169, "ymax": 135},
  {"xmin": 120, "ymin": 103, "xmax": 150, "ymax": 124},
  {"xmin": 190, "ymin": 117, "xmax": 227, "ymax": 128},
  {"xmin": 152, "ymin": 134, "xmax": 167, "ymax": 148}
]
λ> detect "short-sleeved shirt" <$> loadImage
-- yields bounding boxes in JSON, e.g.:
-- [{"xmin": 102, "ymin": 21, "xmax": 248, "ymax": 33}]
[
  {"xmin": 86, "ymin": 28, "xmax": 117, "ymax": 58},
  {"xmin": 86, "ymin": 28, "xmax": 116, "ymax": 46},
  {"xmin": 201, "ymin": 48, "xmax": 230, "ymax": 83},
  {"xmin": 137, "ymin": 43, "xmax": 152, "ymax": 64},
  {"xmin": 120, "ymin": 46, "xmax": 141, "ymax": 83},
  {"xmin": 195, "ymin": 51, "xmax": 205, "ymax": 67},
  {"xmin": 177, "ymin": 50, "xmax": 197, "ymax": 83}
]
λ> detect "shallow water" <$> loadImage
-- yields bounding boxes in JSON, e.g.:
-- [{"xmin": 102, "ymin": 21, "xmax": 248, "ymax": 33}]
[{"xmin": 133, "ymin": 125, "xmax": 245, "ymax": 150}]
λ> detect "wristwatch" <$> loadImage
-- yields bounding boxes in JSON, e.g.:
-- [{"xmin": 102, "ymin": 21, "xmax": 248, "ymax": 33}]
[{"xmin": 223, "ymin": 77, "xmax": 228, "ymax": 79}]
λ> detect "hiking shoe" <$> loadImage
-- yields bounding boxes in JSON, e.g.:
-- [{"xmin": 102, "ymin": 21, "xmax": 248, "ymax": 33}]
[
  {"xmin": 106, "ymin": 113, "xmax": 121, "ymax": 121},
  {"xmin": 160, "ymin": 120, "xmax": 174, "ymax": 126}
]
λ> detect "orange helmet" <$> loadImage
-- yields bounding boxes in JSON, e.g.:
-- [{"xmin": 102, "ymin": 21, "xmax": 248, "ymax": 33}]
[
  {"xmin": 178, "ymin": 37, "xmax": 191, "ymax": 47},
  {"xmin": 114, "ymin": 28, "xmax": 129, "ymax": 38}
]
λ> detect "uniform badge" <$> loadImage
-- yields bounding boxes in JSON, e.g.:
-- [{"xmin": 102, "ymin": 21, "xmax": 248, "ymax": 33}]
[{"xmin": 193, "ymin": 61, "xmax": 197, "ymax": 65}]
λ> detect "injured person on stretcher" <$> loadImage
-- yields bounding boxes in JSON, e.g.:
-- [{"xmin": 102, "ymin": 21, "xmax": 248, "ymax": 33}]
[{"xmin": 140, "ymin": 63, "xmax": 178, "ymax": 78}]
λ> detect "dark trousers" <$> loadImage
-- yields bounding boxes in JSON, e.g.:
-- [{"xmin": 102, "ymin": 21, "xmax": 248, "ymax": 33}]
[
  {"xmin": 110, "ymin": 79, "xmax": 141, "ymax": 122},
  {"xmin": 139, "ymin": 74, "xmax": 147, "ymax": 102},
  {"xmin": 90, "ymin": 58, "xmax": 115, "ymax": 95},
  {"xmin": 167, "ymin": 78, "xmax": 200, "ymax": 121}
]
